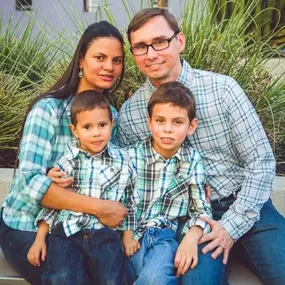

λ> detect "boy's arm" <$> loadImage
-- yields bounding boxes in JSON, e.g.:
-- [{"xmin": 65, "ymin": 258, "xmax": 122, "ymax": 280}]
[
  {"xmin": 182, "ymin": 152, "xmax": 212, "ymax": 235},
  {"xmin": 27, "ymin": 221, "xmax": 49, "ymax": 266},
  {"xmin": 119, "ymin": 162, "xmax": 138, "ymax": 232},
  {"xmin": 175, "ymin": 226, "xmax": 203, "ymax": 276}
]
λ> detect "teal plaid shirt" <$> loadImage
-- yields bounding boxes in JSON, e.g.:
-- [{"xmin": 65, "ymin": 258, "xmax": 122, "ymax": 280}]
[
  {"xmin": 2, "ymin": 96, "xmax": 118, "ymax": 231},
  {"xmin": 118, "ymin": 60, "xmax": 276, "ymax": 241},
  {"xmin": 36, "ymin": 141, "xmax": 136, "ymax": 237},
  {"xmin": 129, "ymin": 138, "xmax": 212, "ymax": 241}
]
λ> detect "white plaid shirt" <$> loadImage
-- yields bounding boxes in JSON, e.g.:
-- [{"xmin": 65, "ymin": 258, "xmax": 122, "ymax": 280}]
[
  {"xmin": 117, "ymin": 60, "xmax": 275, "ymax": 241},
  {"xmin": 35, "ymin": 140, "xmax": 137, "ymax": 237}
]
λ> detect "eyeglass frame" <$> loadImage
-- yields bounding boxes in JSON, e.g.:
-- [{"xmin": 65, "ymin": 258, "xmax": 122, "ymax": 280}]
[{"xmin": 130, "ymin": 32, "xmax": 178, "ymax": 56}]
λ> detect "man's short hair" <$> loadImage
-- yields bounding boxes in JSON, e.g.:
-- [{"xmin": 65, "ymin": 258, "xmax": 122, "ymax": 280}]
[
  {"xmin": 70, "ymin": 90, "xmax": 112, "ymax": 125},
  {"xmin": 147, "ymin": 81, "xmax": 196, "ymax": 121},
  {"xmin": 127, "ymin": 8, "xmax": 181, "ymax": 44}
]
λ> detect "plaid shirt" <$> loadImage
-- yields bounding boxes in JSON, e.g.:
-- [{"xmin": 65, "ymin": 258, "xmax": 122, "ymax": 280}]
[
  {"xmin": 129, "ymin": 138, "xmax": 212, "ymax": 241},
  {"xmin": 35, "ymin": 141, "xmax": 136, "ymax": 237},
  {"xmin": 117, "ymin": 60, "xmax": 276, "ymax": 241},
  {"xmin": 2, "ymin": 96, "xmax": 118, "ymax": 231}
]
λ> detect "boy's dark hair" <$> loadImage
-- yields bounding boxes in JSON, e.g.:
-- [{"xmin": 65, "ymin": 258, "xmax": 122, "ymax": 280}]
[
  {"xmin": 127, "ymin": 8, "xmax": 180, "ymax": 44},
  {"xmin": 147, "ymin": 81, "xmax": 196, "ymax": 121},
  {"xmin": 70, "ymin": 90, "xmax": 112, "ymax": 125}
]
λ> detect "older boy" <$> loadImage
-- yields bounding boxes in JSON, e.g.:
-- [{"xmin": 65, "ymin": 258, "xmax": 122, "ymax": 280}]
[
  {"xmin": 118, "ymin": 7, "xmax": 285, "ymax": 285},
  {"xmin": 28, "ymin": 90, "xmax": 136, "ymax": 285},
  {"xmin": 122, "ymin": 82, "xmax": 212, "ymax": 285}
]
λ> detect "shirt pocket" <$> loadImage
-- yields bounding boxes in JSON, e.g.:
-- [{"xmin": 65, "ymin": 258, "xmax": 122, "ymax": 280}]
[
  {"xmin": 98, "ymin": 164, "xmax": 122, "ymax": 200},
  {"xmin": 162, "ymin": 175, "xmax": 190, "ymax": 217}
]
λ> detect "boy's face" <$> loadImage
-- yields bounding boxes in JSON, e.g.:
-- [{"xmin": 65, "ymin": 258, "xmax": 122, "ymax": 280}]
[
  {"xmin": 70, "ymin": 108, "xmax": 113, "ymax": 155},
  {"xmin": 129, "ymin": 16, "xmax": 185, "ymax": 87},
  {"xmin": 147, "ymin": 103, "xmax": 198, "ymax": 159}
]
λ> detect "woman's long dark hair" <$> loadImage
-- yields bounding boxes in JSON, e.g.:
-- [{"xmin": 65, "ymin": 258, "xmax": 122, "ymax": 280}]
[{"xmin": 16, "ymin": 21, "xmax": 124, "ymax": 167}]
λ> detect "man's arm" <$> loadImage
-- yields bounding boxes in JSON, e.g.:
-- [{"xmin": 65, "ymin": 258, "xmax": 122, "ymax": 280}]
[{"xmin": 199, "ymin": 78, "xmax": 275, "ymax": 263}]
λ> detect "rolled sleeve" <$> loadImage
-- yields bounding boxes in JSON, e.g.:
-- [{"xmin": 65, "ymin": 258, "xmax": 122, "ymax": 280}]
[{"xmin": 17, "ymin": 100, "xmax": 58, "ymax": 205}]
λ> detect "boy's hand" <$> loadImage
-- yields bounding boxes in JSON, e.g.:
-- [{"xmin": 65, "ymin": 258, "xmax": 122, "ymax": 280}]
[
  {"xmin": 27, "ymin": 240, "xmax": 47, "ymax": 267},
  {"xmin": 47, "ymin": 167, "xmax": 73, "ymax": 187},
  {"xmin": 175, "ymin": 239, "xmax": 198, "ymax": 277},
  {"xmin": 122, "ymin": 231, "xmax": 140, "ymax": 258},
  {"xmin": 175, "ymin": 226, "xmax": 202, "ymax": 277}
]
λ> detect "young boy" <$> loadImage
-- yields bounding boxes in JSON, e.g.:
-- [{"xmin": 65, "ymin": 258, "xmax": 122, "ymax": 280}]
[
  {"xmin": 27, "ymin": 90, "xmax": 136, "ymax": 285},
  {"xmin": 122, "ymin": 81, "xmax": 212, "ymax": 285}
]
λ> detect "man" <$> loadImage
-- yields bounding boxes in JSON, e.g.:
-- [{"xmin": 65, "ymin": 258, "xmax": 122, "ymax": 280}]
[{"xmin": 117, "ymin": 7, "xmax": 285, "ymax": 285}]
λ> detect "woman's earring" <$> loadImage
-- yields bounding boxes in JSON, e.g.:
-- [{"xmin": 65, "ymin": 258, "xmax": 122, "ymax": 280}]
[{"xmin": 78, "ymin": 68, "xmax": 83, "ymax": 79}]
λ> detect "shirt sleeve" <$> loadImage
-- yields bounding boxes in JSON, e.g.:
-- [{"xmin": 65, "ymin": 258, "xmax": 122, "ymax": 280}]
[
  {"xmin": 35, "ymin": 208, "xmax": 59, "ymax": 231},
  {"xmin": 182, "ymin": 152, "xmax": 212, "ymax": 234},
  {"xmin": 220, "ymin": 78, "xmax": 275, "ymax": 241},
  {"xmin": 17, "ymin": 100, "xmax": 59, "ymax": 206},
  {"xmin": 119, "ymin": 159, "xmax": 138, "ymax": 231}
]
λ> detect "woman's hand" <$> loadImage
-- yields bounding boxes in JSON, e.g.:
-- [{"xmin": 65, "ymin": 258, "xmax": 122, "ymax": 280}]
[{"xmin": 96, "ymin": 200, "xmax": 128, "ymax": 228}]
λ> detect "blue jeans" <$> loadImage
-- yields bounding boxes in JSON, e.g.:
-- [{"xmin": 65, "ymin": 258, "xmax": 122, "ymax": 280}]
[
  {"xmin": 178, "ymin": 198, "xmax": 285, "ymax": 285},
  {"xmin": 0, "ymin": 209, "xmax": 47, "ymax": 285},
  {"xmin": 129, "ymin": 227, "xmax": 178, "ymax": 285},
  {"xmin": 42, "ymin": 224, "xmax": 134, "ymax": 285}
]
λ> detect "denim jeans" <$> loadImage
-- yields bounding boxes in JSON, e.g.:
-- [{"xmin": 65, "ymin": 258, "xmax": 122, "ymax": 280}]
[
  {"xmin": 42, "ymin": 224, "xmax": 134, "ymax": 285},
  {"xmin": 0, "ymin": 209, "xmax": 46, "ymax": 285},
  {"xmin": 129, "ymin": 227, "xmax": 178, "ymax": 285},
  {"xmin": 178, "ymin": 198, "xmax": 285, "ymax": 285}
]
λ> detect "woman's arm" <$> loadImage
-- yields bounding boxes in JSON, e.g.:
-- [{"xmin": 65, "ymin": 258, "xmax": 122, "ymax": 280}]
[{"xmin": 41, "ymin": 183, "xmax": 128, "ymax": 228}]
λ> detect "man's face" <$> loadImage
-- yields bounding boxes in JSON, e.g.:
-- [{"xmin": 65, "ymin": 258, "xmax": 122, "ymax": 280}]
[{"xmin": 130, "ymin": 16, "xmax": 185, "ymax": 87}]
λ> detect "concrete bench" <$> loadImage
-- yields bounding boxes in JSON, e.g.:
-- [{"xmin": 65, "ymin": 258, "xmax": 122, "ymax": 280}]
[{"xmin": 1, "ymin": 168, "xmax": 284, "ymax": 284}]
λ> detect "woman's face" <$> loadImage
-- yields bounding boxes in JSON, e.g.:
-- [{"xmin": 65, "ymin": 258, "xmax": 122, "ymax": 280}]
[{"xmin": 78, "ymin": 37, "xmax": 123, "ymax": 93}]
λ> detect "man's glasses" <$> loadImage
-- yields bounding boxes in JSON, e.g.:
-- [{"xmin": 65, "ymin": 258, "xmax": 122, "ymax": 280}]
[{"xmin": 130, "ymin": 33, "xmax": 178, "ymax": 56}]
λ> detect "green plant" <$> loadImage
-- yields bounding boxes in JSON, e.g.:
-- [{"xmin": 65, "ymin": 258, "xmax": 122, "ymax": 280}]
[{"xmin": 0, "ymin": 0, "xmax": 285, "ymax": 170}]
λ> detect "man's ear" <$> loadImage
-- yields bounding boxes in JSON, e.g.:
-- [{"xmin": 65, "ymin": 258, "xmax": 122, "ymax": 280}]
[
  {"xmin": 111, "ymin": 119, "xmax": 115, "ymax": 128},
  {"xmin": 69, "ymin": 124, "xmax": 79, "ymax": 139},
  {"xmin": 187, "ymin": 118, "xmax": 198, "ymax": 136},
  {"xmin": 177, "ymin": 32, "xmax": 186, "ymax": 54},
  {"xmin": 147, "ymin": 116, "xmax": 152, "ymax": 133}
]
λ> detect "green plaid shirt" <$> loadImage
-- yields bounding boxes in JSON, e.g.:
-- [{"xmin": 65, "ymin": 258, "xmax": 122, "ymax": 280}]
[
  {"xmin": 129, "ymin": 138, "xmax": 212, "ymax": 241},
  {"xmin": 36, "ymin": 141, "xmax": 136, "ymax": 237},
  {"xmin": 2, "ymin": 96, "xmax": 118, "ymax": 231},
  {"xmin": 117, "ymin": 60, "xmax": 276, "ymax": 241}
]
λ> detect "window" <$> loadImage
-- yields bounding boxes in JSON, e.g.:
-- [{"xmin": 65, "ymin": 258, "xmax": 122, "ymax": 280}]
[
  {"xmin": 83, "ymin": 0, "xmax": 98, "ymax": 12},
  {"xmin": 16, "ymin": 0, "xmax": 32, "ymax": 11}
]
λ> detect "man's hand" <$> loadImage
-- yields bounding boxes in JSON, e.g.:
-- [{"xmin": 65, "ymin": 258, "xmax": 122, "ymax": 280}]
[
  {"xmin": 96, "ymin": 200, "xmax": 128, "ymax": 228},
  {"xmin": 47, "ymin": 167, "xmax": 73, "ymax": 187},
  {"xmin": 199, "ymin": 216, "xmax": 234, "ymax": 264}
]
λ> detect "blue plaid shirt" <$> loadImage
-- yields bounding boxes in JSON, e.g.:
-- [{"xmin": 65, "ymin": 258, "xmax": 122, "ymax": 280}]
[
  {"xmin": 129, "ymin": 138, "xmax": 212, "ymax": 241},
  {"xmin": 2, "ymin": 96, "xmax": 118, "ymax": 231},
  {"xmin": 36, "ymin": 141, "xmax": 136, "ymax": 237},
  {"xmin": 117, "ymin": 60, "xmax": 276, "ymax": 241}
]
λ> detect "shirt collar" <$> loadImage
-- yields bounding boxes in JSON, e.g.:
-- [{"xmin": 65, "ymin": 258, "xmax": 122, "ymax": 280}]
[
  {"xmin": 65, "ymin": 139, "xmax": 116, "ymax": 160},
  {"xmin": 143, "ymin": 137, "xmax": 194, "ymax": 165}
]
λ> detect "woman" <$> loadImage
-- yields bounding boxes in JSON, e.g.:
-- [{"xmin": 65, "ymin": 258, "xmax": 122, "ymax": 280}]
[{"xmin": 0, "ymin": 21, "xmax": 127, "ymax": 285}]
